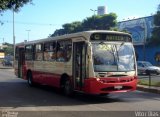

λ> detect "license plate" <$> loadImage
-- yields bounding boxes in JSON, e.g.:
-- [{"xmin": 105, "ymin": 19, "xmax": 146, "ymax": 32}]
[{"xmin": 114, "ymin": 86, "xmax": 123, "ymax": 89}]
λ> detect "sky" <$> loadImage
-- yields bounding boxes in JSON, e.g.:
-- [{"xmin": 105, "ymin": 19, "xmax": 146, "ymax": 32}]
[{"xmin": 0, "ymin": 0, "xmax": 160, "ymax": 44}]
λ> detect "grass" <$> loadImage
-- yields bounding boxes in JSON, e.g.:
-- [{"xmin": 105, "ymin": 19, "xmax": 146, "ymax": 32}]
[{"xmin": 138, "ymin": 79, "xmax": 160, "ymax": 87}]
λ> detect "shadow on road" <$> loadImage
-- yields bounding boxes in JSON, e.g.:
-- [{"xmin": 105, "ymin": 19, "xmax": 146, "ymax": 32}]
[
  {"xmin": 0, "ymin": 79, "xmax": 160, "ymax": 108},
  {"xmin": 0, "ymin": 80, "xmax": 122, "ymax": 108}
]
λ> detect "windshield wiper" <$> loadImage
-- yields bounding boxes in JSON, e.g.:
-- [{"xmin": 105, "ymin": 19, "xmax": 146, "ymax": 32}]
[{"xmin": 120, "ymin": 42, "xmax": 125, "ymax": 47}]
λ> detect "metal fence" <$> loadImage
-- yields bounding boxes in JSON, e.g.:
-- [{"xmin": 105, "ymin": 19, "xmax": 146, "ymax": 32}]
[{"xmin": 138, "ymin": 74, "xmax": 160, "ymax": 87}]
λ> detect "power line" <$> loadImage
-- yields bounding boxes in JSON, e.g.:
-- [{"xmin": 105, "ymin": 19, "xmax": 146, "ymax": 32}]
[{"xmin": 0, "ymin": 20, "xmax": 60, "ymax": 26}]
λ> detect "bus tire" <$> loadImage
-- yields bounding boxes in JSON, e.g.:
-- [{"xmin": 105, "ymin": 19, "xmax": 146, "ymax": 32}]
[
  {"xmin": 27, "ymin": 72, "xmax": 34, "ymax": 87},
  {"xmin": 64, "ymin": 80, "xmax": 74, "ymax": 96},
  {"xmin": 99, "ymin": 93, "xmax": 109, "ymax": 97}
]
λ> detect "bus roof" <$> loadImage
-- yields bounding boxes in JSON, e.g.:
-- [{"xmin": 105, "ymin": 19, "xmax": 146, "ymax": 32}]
[{"xmin": 16, "ymin": 30, "xmax": 131, "ymax": 45}]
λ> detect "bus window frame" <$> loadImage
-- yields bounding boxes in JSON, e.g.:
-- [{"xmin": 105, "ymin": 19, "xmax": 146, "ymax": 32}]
[
  {"xmin": 25, "ymin": 44, "xmax": 34, "ymax": 60},
  {"xmin": 56, "ymin": 39, "xmax": 72, "ymax": 62},
  {"xmin": 44, "ymin": 41, "xmax": 57, "ymax": 61},
  {"xmin": 35, "ymin": 43, "xmax": 43, "ymax": 61}
]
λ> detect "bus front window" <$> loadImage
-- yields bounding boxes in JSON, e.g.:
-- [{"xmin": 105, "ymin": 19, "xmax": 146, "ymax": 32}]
[{"xmin": 92, "ymin": 42, "xmax": 135, "ymax": 72}]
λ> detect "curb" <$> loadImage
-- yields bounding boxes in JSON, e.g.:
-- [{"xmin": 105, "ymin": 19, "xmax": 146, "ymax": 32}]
[
  {"xmin": 0, "ymin": 67, "xmax": 13, "ymax": 69},
  {"xmin": 0, "ymin": 64, "xmax": 13, "ymax": 69},
  {"xmin": 137, "ymin": 85, "xmax": 160, "ymax": 94}
]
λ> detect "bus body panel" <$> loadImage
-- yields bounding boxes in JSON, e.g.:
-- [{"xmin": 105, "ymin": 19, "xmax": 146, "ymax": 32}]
[
  {"xmin": 23, "ymin": 60, "xmax": 73, "ymax": 88},
  {"xmin": 32, "ymin": 70, "xmax": 61, "ymax": 87}
]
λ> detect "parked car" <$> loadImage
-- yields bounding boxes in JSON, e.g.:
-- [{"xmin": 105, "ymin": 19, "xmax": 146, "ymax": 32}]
[
  {"xmin": 137, "ymin": 61, "xmax": 160, "ymax": 75},
  {"xmin": 2, "ymin": 55, "xmax": 13, "ymax": 66},
  {"xmin": 2, "ymin": 59, "xmax": 13, "ymax": 66}
]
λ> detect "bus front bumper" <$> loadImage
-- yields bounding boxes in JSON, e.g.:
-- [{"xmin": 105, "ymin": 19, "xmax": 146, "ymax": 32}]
[{"xmin": 83, "ymin": 77, "xmax": 137, "ymax": 95}]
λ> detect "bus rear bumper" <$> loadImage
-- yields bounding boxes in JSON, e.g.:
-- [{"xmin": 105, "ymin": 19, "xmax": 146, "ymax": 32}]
[{"xmin": 83, "ymin": 77, "xmax": 137, "ymax": 95}]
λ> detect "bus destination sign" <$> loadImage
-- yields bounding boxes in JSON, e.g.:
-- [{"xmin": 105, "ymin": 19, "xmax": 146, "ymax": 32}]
[{"xmin": 90, "ymin": 33, "xmax": 132, "ymax": 42}]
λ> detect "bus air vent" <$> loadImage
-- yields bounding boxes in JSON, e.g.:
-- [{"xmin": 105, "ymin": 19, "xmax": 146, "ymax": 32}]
[{"xmin": 98, "ymin": 73, "xmax": 106, "ymax": 77}]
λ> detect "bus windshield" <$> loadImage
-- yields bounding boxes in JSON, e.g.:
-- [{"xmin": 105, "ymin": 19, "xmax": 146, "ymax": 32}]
[{"xmin": 92, "ymin": 42, "xmax": 135, "ymax": 72}]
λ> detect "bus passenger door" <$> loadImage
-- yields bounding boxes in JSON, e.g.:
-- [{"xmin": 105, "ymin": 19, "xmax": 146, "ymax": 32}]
[
  {"xmin": 73, "ymin": 42, "xmax": 86, "ymax": 90},
  {"xmin": 18, "ymin": 48, "xmax": 25, "ymax": 78}
]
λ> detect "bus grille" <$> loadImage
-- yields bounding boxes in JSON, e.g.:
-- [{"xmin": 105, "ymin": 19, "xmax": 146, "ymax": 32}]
[
  {"xmin": 101, "ymin": 86, "xmax": 132, "ymax": 91},
  {"xmin": 98, "ymin": 78, "xmax": 134, "ymax": 83}
]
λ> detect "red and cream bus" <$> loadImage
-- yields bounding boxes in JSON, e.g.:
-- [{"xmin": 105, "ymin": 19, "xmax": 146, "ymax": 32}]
[{"xmin": 14, "ymin": 30, "xmax": 137, "ymax": 96}]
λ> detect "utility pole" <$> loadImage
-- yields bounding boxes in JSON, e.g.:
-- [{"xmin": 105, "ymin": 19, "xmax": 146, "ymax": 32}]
[
  {"xmin": 13, "ymin": 7, "xmax": 15, "ymax": 66},
  {"xmin": 26, "ymin": 30, "xmax": 31, "ymax": 41},
  {"xmin": 90, "ymin": 9, "xmax": 97, "ymax": 16},
  {"xmin": 90, "ymin": 9, "xmax": 97, "ymax": 29}
]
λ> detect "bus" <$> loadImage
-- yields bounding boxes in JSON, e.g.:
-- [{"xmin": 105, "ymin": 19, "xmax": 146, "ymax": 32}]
[{"xmin": 14, "ymin": 30, "xmax": 137, "ymax": 96}]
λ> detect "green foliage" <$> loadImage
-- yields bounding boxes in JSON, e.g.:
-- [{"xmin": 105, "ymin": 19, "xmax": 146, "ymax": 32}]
[
  {"xmin": 51, "ymin": 13, "xmax": 117, "ymax": 37},
  {"xmin": 3, "ymin": 43, "xmax": 14, "ymax": 56},
  {"xmin": 51, "ymin": 21, "xmax": 82, "ymax": 36},
  {"xmin": 62, "ymin": 21, "xmax": 82, "ymax": 33},
  {"xmin": 138, "ymin": 79, "xmax": 160, "ymax": 87},
  {"xmin": 81, "ymin": 13, "xmax": 117, "ymax": 30},
  {"xmin": 0, "ymin": 0, "xmax": 32, "ymax": 12}
]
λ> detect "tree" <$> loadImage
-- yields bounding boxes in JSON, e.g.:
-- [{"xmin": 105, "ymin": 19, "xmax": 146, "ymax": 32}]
[
  {"xmin": 96, "ymin": 13, "xmax": 117, "ymax": 30},
  {"xmin": 0, "ymin": 0, "xmax": 32, "ymax": 13},
  {"xmin": 150, "ymin": 5, "xmax": 160, "ymax": 45},
  {"xmin": 82, "ymin": 15, "xmax": 97, "ymax": 30},
  {"xmin": 158, "ymin": 4, "xmax": 160, "ymax": 11},
  {"xmin": 51, "ymin": 13, "xmax": 117, "ymax": 37},
  {"xmin": 81, "ymin": 13, "xmax": 117, "ymax": 30},
  {"xmin": 0, "ymin": 0, "xmax": 32, "ymax": 26},
  {"xmin": 3, "ymin": 42, "xmax": 14, "ymax": 56},
  {"xmin": 62, "ymin": 21, "xmax": 82, "ymax": 34},
  {"xmin": 51, "ymin": 21, "xmax": 82, "ymax": 37},
  {"xmin": 51, "ymin": 29, "xmax": 66, "ymax": 37}
]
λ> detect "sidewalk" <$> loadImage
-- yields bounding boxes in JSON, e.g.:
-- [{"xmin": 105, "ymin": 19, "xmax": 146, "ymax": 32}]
[
  {"xmin": 137, "ymin": 85, "xmax": 160, "ymax": 94},
  {"xmin": 0, "ymin": 64, "xmax": 13, "ymax": 69}
]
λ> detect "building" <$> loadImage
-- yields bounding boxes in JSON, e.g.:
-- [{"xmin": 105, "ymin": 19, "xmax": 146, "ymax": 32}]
[
  {"xmin": 0, "ymin": 43, "xmax": 8, "ymax": 49},
  {"xmin": 118, "ymin": 16, "xmax": 154, "ymax": 45},
  {"xmin": 0, "ymin": 44, "xmax": 5, "ymax": 59},
  {"xmin": 0, "ymin": 43, "xmax": 8, "ymax": 59},
  {"xmin": 97, "ymin": 6, "xmax": 107, "ymax": 15},
  {"xmin": 118, "ymin": 16, "xmax": 160, "ymax": 65}
]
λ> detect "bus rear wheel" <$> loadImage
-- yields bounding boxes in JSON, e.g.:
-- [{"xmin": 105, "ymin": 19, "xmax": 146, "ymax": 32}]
[
  {"xmin": 64, "ymin": 80, "xmax": 74, "ymax": 96},
  {"xmin": 27, "ymin": 72, "xmax": 34, "ymax": 87},
  {"xmin": 99, "ymin": 93, "xmax": 109, "ymax": 97}
]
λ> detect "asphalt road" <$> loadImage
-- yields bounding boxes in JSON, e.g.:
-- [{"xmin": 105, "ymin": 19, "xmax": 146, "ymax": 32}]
[{"xmin": 0, "ymin": 69, "xmax": 160, "ymax": 117}]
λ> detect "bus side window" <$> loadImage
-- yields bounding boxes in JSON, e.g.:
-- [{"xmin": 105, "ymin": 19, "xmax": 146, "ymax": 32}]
[
  {"xmin": 44, "ymin": 42, "xmax": 56, "ymax": 61},
  {"xmin": 56, "ymin": 40, "xmax": 72, "ymax": 62},
  {"xmin": 25, "ymin": 45, "xmax": 33, "ymax": 60},
  {"xmin": 57, "ymin": 50, "xmax": 65, "ymax": 62},
  {"xmin": 35, "ymin": 44, "xmax": 43, "ymax": 61},
  {"xmin": 65, "ymin": 40, "xmax": 72, "ymax": 61},
  {"xmin": 56, "ymin": 41, "xmax": 65, "ymax": 62}
]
